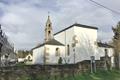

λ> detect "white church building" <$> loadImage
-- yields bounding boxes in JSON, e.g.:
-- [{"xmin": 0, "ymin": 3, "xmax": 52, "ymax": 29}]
[{"xmin": 32, "ymin": 16, "xmax": 114, "ymax": 66}]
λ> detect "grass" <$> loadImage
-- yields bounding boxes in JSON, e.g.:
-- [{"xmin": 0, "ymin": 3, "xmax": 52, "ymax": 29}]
[
  {"xmin": 18, "ymin": 70, "xmax": 120, "ymax": 80},
  {"xmin": 75, "ymin": 70, "xmax": 120, "ymax": 80}
]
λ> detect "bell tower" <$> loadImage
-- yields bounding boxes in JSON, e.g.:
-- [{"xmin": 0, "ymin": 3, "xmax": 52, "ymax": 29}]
[{"xmin": 45, "ymin": 15, "xmax": 53, "ymax": 42}]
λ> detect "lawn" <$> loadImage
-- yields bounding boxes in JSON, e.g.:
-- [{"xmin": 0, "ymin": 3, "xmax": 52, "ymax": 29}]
[{"xmin": 75, "ymin": 70, "xmax": 120, "ymax": 80}]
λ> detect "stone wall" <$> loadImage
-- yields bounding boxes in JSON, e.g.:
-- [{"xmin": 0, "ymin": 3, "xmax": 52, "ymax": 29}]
[{"xmin": 0, "ymin": 60, "xmax": 105, "ymax": 80}]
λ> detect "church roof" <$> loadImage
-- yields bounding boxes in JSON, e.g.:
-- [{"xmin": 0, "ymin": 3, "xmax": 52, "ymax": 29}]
[
  {"xmin": 97, "ymin": 42, "xmax": 113, "ymax": 48},
  {"xmin": 32, "ymin": 39, "xmax": 64, "ymax": 50},
  {"xmin": 45, "ymin": 39, "xmax": 64, "ymax": 45},
  {"xmin": 54, "ymin": 23, "xmax": 98, "ymax": 35}
]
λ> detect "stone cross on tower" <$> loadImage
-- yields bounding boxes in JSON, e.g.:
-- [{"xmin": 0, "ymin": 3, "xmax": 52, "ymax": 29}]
[{"xmin": 45, "ymin": 13, "xmax": 53, "ymax": 42}]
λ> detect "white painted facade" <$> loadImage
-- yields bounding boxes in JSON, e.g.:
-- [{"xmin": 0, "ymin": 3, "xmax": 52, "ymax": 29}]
[
  {"xmin": 33, "ymin": 44, "xmax": 65, "ymax": 64},
  {"xmin": 33, "ymin": 46, "xmax": 44, "ymax": 64},
  {"xmin": 96, "ymin": 47, "xmax": 113, "ymax": 60},
  {"xmin": 97, "ymin": 47, "xmax": 114, "ymax": 67},
  {"xmin": 54, "ymin": 25, "xmax": 114, "ymax": 64},
  {"xmin": 54, "ymin": 25, "xmax": 98, "ymax": 63},
  {"xmin": 32, "ymin": 23, "xmax": 114, "ymax": 65}
]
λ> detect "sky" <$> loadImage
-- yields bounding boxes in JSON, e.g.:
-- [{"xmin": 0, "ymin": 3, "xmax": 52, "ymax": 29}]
[{"xmin": 0, "ymin": 0, "xmax": 120, "ymax": 50}]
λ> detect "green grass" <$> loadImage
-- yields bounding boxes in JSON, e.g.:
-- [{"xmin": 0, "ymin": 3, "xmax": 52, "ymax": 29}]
[
  {"xmin": 75, "ymin": 70, "xmax": 120, "ymax": 80},
  {"xmin": 18, "ymin": 70, "xmax": 120, "ymax": 80}
]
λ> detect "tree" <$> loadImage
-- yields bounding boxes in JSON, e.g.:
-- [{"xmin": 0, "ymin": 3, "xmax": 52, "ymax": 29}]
[
  {"xmin": 17, "ymin": 50, "xmax": 30, "ymax": 58},
  {"xmin": 112, "ymin": 21, "xmax": 120, "ymax": 69}
]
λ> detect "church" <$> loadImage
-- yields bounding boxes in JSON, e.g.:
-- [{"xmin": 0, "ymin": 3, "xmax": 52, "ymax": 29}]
[{"xmin": 32, "ymin": 15, "xmax": 114, "ymax": 66}]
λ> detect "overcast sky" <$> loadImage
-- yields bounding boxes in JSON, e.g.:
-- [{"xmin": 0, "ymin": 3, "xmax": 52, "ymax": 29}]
[{"xmin": 0, "ymin": 0, "xmax": 120, "ymax": 50}]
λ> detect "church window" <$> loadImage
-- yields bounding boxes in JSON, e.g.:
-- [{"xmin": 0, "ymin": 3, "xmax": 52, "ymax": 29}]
[
  {"xmin": 48, "ymin": 31, "xmax": 51, "ymax": 34},
  {"xmin": 56, "ymin": 48, "xmax": 60, "ymax": 56},
  {"xmin": 49, "ymin": 24, "xmax": 51, "ymax": 27},
  {"xmin": 67, "ymin": 45, "xmax": 70, "ymax": 56},
  {"xmin": 48, "ymin": 31, "xmax": 51, "ymax": 39}
]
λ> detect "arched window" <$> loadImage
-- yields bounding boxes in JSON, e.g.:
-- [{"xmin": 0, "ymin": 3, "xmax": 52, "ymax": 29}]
[
  {"xmin": 56, "ymin": 48, "xmax": 60, "ymax": 56},
  {"xmin": 67, "ymin": 45, "xmax": 70, "ymax": 56},
  {"xmin": 48, "ymin": 31, "xmax": 51, "ymax": 39},
  {"xmin": 48, "ymin": 31, "xmax": 51, "ymax": 34},
  {"xmin": 49, "ymin": 24, "xmax": 51, "ymax": 27}
]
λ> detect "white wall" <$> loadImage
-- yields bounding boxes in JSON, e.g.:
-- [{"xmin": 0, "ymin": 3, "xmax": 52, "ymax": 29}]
[
  {"xmin": 73, "ymin": 26, "xmax": 97, "ymax": 63},
  {"xmin": 54, "ymin": 26, "xmax": 98, "ymax": 63},
  {"xmin": 33, "ymin": 45, "xmax": 65, "ymax": 64},
  {"xmin": 97, "ymin": 47, "xmax": 114, "ymax": 67},
  {"xmin": 54, "ymin": 27, "xmax": 75, "ymax": 63},
  {"xmin": 96, "ymin": 47, "xmax": 113, "ymax": 59},
  {"xmin": 45, "ymin": 45, "xmax": 65, "ymax": 64},
  {"xmin": 33, "ymin": 46, "xmax": 44, "ymax": 64}
]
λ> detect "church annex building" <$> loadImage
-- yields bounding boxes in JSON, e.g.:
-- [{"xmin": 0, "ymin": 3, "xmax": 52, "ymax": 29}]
[{"xmin": 32, "ymin": 15, "xmax": 114, "ymax": 67}]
